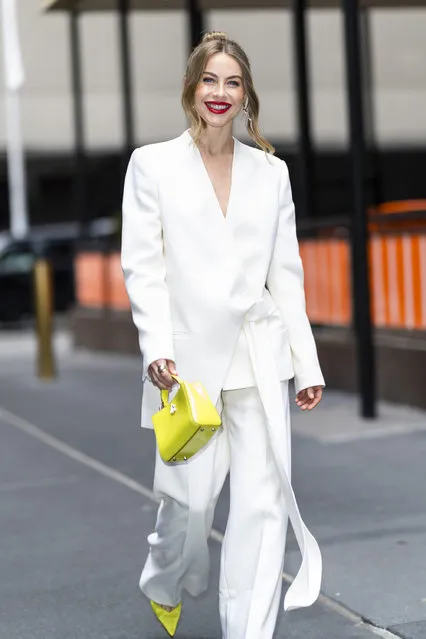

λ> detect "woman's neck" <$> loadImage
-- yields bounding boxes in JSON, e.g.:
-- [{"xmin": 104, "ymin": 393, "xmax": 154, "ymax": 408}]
[{"xmin": 192, "ymin": 125, "xmax": 234, "ymax": 157}]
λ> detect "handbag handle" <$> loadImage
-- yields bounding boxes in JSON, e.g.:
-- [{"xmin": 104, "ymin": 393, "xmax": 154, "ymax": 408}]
[{"xmin": 160, "ymin": 374, "xmax": 182, "ymax": 408}]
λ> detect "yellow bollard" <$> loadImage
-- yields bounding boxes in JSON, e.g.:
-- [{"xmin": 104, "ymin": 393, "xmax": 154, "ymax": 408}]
[{"xmin": 33, "ymin": 256, "xmax": 56, "ymax": 380}]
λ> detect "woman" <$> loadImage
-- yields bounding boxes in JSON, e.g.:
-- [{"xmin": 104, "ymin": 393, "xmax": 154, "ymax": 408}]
[{"xmin": 122, "ymin": 31, "xmax": 324, "ymax": 639}]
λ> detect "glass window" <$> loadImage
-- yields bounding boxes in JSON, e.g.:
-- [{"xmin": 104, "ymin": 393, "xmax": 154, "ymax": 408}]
[{"xmin": 0, "ymin": 252, "xmax": 34, "ymax": 274}]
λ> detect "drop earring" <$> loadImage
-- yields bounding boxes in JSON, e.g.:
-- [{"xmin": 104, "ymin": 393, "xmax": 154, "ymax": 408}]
[{"xmin": 242, "ymin": 98, "xmax": 252, "ymax": 126}]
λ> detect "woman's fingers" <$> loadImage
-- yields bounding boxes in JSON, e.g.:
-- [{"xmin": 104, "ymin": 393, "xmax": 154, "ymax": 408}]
[
  {"xmin": 296, "ymin": 386, "xmax": 323, "ymax": 411},
  {"xmin": 148, "ymin": 367, "xmax": 163, "ymax": 389},
  {"xmin": 167, "ymin": 359, "xmax": 178, "ymax": 376},
  {"xmin": 151, "ymin": 370, "xmax": 168, "ymax": 390},
  {"xmin": 148, "ymin": 359, "xmax": 178, "ymax": 390}
]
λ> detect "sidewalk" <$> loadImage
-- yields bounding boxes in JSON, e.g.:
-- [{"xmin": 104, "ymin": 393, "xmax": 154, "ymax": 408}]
[{"xmin": 1, "ymin": 328, "xmax": 426, "ymax": 639}]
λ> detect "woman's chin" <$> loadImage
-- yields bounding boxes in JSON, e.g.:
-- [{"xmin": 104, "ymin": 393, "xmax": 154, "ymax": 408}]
[{"xmin": 202, "ymin": 114, "xmax": 234, "ymax": 129}]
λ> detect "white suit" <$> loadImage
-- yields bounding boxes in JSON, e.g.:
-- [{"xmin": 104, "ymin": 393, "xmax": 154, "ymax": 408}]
[{"xmin": 121, "ymin": 130, "xmax": 324, "ymax": 637}]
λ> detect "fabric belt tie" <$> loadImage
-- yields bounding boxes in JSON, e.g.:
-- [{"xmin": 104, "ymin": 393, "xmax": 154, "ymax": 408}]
[{"xmin": 242, "ymin": 291, "xmax": 322, "ymax": 611}]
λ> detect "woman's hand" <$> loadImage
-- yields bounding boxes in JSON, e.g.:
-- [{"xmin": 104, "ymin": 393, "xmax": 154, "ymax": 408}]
[
  {"xmin": 295, "ymin": 385, "xmax": 323, "ymax": 411},
  {"xmin": 148, "ymin": 359, "xmax": 178, "ymax": 390}
]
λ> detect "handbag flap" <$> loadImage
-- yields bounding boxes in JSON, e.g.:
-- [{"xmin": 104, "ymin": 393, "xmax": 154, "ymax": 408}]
[{"xmin": 181, "ymin": 381, "xmax": 222, "ymax": 427}]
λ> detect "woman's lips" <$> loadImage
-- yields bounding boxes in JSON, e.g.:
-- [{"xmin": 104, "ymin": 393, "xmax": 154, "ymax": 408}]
[{"xmin": 205, "ymin": 102, "xmax": 232, "ymax": 114}]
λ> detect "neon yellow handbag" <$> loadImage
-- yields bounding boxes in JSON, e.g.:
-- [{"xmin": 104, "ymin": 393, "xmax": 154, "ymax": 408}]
[{"xmin": 152, "ymin": 375, "xmax": 222, "ymax": 464}]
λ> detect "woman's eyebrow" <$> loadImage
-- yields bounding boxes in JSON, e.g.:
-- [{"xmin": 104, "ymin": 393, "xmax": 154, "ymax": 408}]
[{"xmin": 203, "ymin": 71, "xmax": 243, "ymax": 80}]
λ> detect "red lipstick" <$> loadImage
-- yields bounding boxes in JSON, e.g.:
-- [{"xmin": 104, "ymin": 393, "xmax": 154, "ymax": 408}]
[{"xmin": 205, "ymin": 101, "xmax": 232, "ymax": 114}]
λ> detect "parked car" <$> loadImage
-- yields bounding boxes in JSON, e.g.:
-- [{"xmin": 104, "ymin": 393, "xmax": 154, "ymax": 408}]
[{"xmin": 0, "ymin": 219, "xmax": 118, "ymax": 322}]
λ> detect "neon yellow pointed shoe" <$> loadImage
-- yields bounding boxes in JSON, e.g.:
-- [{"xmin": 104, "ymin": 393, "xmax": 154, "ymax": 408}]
[{"xmin": 150, "ymin": 600, "xmax": 182, "ymax": 637}]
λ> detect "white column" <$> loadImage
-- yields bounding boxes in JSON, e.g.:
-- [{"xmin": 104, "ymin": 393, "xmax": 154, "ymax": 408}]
[{"xmin": 1, "ymin": 0, "xmax": 29, "ymax": 238}]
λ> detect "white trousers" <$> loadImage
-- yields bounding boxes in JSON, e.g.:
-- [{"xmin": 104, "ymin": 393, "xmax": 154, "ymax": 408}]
[{"xmin": 140, "ymin": 382, "xmax": 290, "ymax": 639}]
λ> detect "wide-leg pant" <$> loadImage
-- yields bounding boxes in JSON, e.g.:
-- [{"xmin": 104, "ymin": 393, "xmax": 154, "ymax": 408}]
[{"xmin": 140, "ymin": 382, "xmax": 290, "ymax": 639}]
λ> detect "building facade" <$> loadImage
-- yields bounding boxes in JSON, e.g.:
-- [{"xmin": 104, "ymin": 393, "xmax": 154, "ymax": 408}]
[{"xmin": 0, "ymin": 4, "xmax": 425, "ymax": 229}]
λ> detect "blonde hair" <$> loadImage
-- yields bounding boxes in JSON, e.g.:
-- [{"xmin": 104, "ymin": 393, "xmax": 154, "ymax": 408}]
[{"xmin": 181, "ymin": 31, "xmax": 275, "ymax": 155}]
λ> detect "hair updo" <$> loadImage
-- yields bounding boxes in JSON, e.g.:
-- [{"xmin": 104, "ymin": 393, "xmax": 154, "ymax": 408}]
[
  {"xmin": 201, "ymin": 31, "xmax": 228, "ymax": 43},
  {"xmin": 181, "ymin": 31, "xmax": 274, "ymax": 154}
]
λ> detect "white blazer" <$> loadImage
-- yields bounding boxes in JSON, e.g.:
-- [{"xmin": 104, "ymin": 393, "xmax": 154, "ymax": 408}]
[
  {"xmin": 122, "ymin": 129, "xmax": 324, "ymax": 428},
  {"xmin": 122, "ymin": 130, "xmax": 325, "ymax": 611}
]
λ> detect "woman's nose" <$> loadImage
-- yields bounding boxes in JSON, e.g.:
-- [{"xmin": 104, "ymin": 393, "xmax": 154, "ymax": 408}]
[{"xmin": 212, "ymin": 82, "xmax": 227, "ymax": 98}]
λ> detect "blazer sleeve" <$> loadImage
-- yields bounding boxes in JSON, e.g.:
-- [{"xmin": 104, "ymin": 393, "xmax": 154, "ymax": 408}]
[
  {"xmin": 121, "ymin": 148, "xmax": 175, "ymax": 379},
  {"xmin": 266, "ymin": 162, "xmax": 325, "ymax": 394}
]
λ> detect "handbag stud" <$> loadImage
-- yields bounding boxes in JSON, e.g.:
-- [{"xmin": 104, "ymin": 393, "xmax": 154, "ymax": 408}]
[
  {"xmin": 183, "ymin": 456, "xmax": 187, "ymax": 460},
  {"xmin": 170, "ymin": 403, "xmax": 177, "ymax": 415}
]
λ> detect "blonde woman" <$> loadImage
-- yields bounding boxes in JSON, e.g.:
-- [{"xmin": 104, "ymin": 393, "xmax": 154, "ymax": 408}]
[{"xmin": 122, "ymin": 31, "xmax": 324, "ymax": 639}]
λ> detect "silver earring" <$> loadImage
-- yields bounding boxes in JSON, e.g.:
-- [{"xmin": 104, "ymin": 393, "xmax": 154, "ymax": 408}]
[{"xmin": 242, "ymin": 98, "xmax": 252, "ymax": 125}]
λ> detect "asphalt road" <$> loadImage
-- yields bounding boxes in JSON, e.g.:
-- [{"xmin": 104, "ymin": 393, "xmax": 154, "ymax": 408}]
[{"xmin": 1, "ymin": 331, "xmax": 426, "ymax": 638}]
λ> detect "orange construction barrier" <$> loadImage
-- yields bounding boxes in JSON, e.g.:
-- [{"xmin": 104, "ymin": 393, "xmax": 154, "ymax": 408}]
[
  {"xmin": 368, "ymin": 200, "xmax": 426, "ymax": 232},
  {"xmin": 300, "ymin": 239, "xmax": 351, "ymax": 326},
  {"xmin": 75, "ymin": 231, "xmax": 426, "ymax": 332},
  {"xmin": 75, "ymin": 253, "xmax": 106, "ymax": 308},
  {"xmin": 107, "ymin": 253, "xmax": 131, "ymax": 311},
  {"xmin": 300, "ymin": 231, "xmax": 426, "ymax": 330}
]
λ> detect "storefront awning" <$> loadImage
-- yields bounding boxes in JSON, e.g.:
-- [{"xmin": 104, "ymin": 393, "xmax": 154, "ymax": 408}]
[{"xmin": 42, "ymin": 0, "xmax": 426, "ymax": 11}]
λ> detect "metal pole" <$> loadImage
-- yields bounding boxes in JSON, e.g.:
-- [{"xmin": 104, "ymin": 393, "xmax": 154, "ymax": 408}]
[
  {"xmin": 69, "ymin": 9, "xmax": 88, "ymax": 233},
  {"xmin": 293, "ymin": 0, "xmax": 315, "ymax": 219},
  {"xmin": 118, "ymin": 0, "xmax": 135, "ymax": 165},
  {"xmin": 33, "ymin": 248, "xmax": 56, "ymax": 380},
  {"xmin": 342, "ymin": 0, "xmax": 376, "ymax": 418},
  {"xmin": 187, "ymin": 0, "xmax": 204, "ymax": 52}
]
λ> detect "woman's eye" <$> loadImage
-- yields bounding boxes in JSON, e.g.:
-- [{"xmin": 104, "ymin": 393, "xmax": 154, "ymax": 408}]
[{"xmin": 202, "ymin": 77, "xmax": 240, "ymax": 87}]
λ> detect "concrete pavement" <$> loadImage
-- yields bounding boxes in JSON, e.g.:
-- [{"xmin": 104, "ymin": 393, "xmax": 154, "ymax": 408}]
[{"xmin": 1, "ymin": 328, "xmax": 426, "ymax": 638}]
